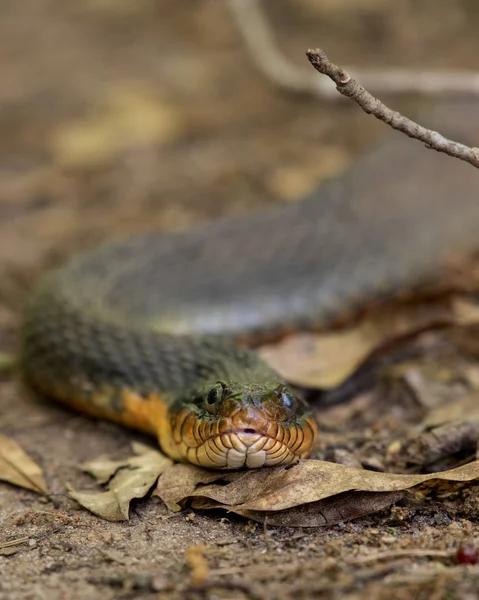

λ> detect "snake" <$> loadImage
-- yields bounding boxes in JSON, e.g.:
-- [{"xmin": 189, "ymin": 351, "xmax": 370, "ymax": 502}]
[{"xmin": 19, "ymin": 101, "xmax": 479, "ymax": 470}]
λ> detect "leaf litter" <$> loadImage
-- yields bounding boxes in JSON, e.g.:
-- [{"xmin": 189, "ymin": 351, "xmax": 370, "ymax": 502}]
[
  {"xmin": 68, "ymin": 442, "xmax": 172, "ymax": 521},
  {"xmin": 0, "ymin": 433, "xmax": 48, "ymax": 495},
  {"xmin": 259, "ymin": 294, "xmax": 479, "ymax": 389},
  {"xmin": 67, "ymin": 439, "xmax": 479, "ymax": 526}
]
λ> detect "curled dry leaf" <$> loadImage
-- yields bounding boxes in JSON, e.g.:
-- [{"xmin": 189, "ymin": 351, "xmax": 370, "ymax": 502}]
[
  {"xmin": 223, "ymin": 491, "xmax": 408, "ymax": 528},
  {"xmin": 155, "ymin": 459, "xmax": 479, "ymax": 528},
  {"xmin": 68, "ymin": 442, "xmax": 172, "ymax": 521},
  {"xmin": 67, "ymin": 445, "xmax": 479, "ymax": 526},
  {"xmin": 0, "ymin": 434, "xmax": 48, "ymax": 495},
  {"xmin": 153, "ymin": 463, "xmax": 239, "ymax": 512},
  {"xmin": 80, "ymin": 441, "xmax": 158, "ymax": 484},
  {"xmin": 259, "ymin": 298, "xmax": 457, "ymax": 388}
]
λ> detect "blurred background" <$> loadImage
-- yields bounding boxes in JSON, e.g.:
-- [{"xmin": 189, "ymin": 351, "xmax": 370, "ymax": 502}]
[{"xmin": 2, "ymin": 0, "xmax": 479, "ymax": 279}]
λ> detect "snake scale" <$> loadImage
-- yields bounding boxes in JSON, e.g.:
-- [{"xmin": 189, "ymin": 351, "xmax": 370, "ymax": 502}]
[{"xmin": 20, "ymin": 101, "xmax": 479, "ymax": 469}]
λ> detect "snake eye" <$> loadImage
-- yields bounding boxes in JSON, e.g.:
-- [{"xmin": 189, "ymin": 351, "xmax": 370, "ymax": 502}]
[
  {"xmin": 205, "ymin": 382, "xmax": 225, "ymax": 413},
  {"xmin": 275, "ymin": 385, "xmax": 297, "ymax": 417}
]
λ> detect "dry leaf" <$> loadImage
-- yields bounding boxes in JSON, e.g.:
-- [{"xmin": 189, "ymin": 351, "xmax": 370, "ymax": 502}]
[
  {"xmin": 259, "ymin": 299, "xmax": 455, "ymax": 388},
  {"xmin": 81, "ymin": 442, "xmax": 157, "ymax": 484},
  {"xmin": 69, "ymin": 442, "xmax": 172, "ymax": 521},
  {"xmin": 155, "ymin": 459, "xmax": 479, "ymax": 527},
  {"xmin": 199, "ymin": 491, "xmax": 407, "ymax": 528},
  {"xmin": 67, "ymin": 441, "xmax": 479, "ymax": 526},
  {"xmin": 153, "ymin": 464, "xmax": 239, "ymax": 512},
  {"xmin": 387, "ymin": 358, "xmax": 469, "ymax": 412},
  {"xmin": 0, "ymin": 434, "xmax": 48, "ymax": 494},
  {"xmin": 424, "ymin": 392, "xmax": 479, "ymax": 427}
]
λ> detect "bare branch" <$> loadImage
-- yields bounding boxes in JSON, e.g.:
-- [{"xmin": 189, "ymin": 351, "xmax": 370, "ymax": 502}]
[
  {"xmin": 306, "ymin": 48, "xmax": 479, "ymax": 169},
  {"xmin": 227, "ymin": 0, "xmax": 479, "ymax": 99}
]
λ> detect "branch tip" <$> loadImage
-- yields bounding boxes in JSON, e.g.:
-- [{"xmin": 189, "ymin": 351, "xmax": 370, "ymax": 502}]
[{"xmin": 305, "ymin": 47, "xmax": 479, "ymax": 169}]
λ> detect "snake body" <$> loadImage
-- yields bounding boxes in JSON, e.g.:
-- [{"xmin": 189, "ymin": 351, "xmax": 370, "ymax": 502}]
[{"xmin": 20, "ymin": 102, "xmax": 479, "ymax": 469}]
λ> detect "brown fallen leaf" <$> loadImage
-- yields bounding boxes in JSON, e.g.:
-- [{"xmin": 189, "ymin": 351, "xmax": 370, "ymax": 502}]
[
  {"xmin": 424, "ymin": 392, "xmax": 479, "ymax": 427},
  {"xmin": 80, "ymin": 441, "xmax": 158, "ymax": 484},
  {"xmin": 197, "ymin": 490, "xmax": 407, "ymax": 528},
  {"xmin": 68, "ymin": 442, "xmax": 172, "ymax": 521},
  {"xmin": 0, "ymin": 434, "xmax": 48, "ymax": 495},
  {"xmin": 155, "ymin": 459, "xmax": 479, "ymax": 527},
  {"xmin": 68, "ymin": 441, "xmax": 479, "ymax": 526},
  {"xmin": 259, "ymin": 299, "xmax": 457, "ymax": 388},
  {"xmin": 154, "ymin": 463, "xmax": 239, "ymax": 512},
  {"xmin": 384, "ymin": 355, "xmax": 470, "ymax": 413}
]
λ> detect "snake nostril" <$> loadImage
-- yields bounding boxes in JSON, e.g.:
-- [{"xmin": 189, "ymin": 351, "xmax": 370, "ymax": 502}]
[{"xmin": 243, "ymin": 428, "xmax": 256, "ymax": 434}]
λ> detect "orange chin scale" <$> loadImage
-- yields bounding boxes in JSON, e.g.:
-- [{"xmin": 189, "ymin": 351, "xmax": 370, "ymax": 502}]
[
  {"xmin": 25, "ymin": 378, "xmax": 317, "ymax": 470},
  {"xmin": 168, "ymin": 405, "xmax": 318, "ymax": 470}
]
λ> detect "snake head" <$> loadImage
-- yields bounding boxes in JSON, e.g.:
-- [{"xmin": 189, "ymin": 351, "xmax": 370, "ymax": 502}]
[{"xmin": 168, "ymin": 380, "xmax": 318, "ymax": 469}]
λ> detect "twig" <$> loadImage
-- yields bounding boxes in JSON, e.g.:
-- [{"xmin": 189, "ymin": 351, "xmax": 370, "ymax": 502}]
[
  {"xmin": 0, "ymin": 536, "xmax": 30, "ymax": 550},
  {"xmin": 227, "ymin": 0, "xmax": 479, "ymax": 98},
  {"xmin": 306, "ymin": 48, "xmax": 479, "ymax": 169},
  {"xmin": 351, "ymin": 548, "xmax": 454, "ymax": 565}
]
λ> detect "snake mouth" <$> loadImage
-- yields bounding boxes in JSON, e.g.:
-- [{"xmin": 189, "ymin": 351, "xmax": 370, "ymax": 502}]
[
  {"xmin": 184, "ymin": 428, "xmax": 303, "ymax": 470},
  {"xmin": 169, "ymin": 406, "xmax": 318, "ymax": 470}
]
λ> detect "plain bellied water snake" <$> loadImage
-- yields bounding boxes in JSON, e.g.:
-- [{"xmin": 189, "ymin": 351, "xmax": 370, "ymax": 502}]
[{"xmin": 20, "ymin": 102, "xmax": 479, "ymax": 469}]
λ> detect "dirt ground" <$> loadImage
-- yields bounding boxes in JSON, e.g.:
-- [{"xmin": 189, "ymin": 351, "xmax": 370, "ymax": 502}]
[{"xmin": 2, "ymin": 1, "xmax": 479, "ymax": 599}]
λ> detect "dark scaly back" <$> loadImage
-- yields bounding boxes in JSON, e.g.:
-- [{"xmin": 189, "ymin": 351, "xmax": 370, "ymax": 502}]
[{"xmin": 21, "ymin": 276, "xmax": 280, "ymax": 407}]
